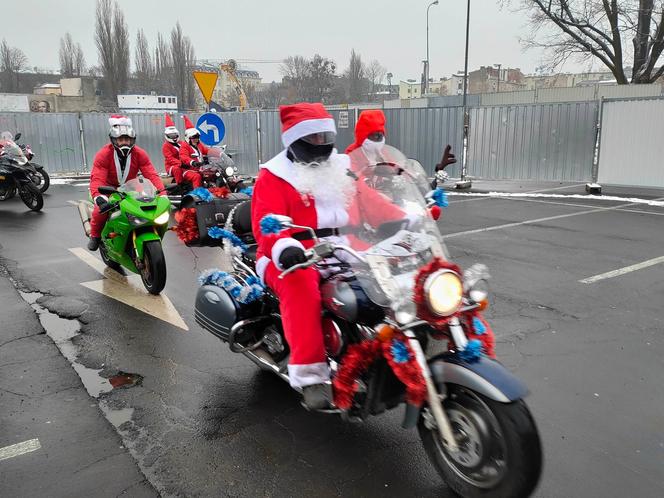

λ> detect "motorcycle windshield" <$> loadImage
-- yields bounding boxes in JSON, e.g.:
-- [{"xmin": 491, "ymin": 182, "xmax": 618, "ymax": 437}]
[
  {"xmin": 340, "ymin": 145, "xmax": 449, "ymax": 317},
  {"xmin": 118, "ymin": 178, "xmax": 157, "ymax": 202},
  {"xmin": 205, "ymin": 146, "xmax": 234, "ymax": 170},
  {"xmin": 0, "ymin": 139, "xmax": 28, "ymax": 166}
]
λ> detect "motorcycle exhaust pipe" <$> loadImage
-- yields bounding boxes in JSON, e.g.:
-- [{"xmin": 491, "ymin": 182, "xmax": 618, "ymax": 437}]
[{"xmin": 77, "ymin": 200, "xmax": 93, "ymax": 237}]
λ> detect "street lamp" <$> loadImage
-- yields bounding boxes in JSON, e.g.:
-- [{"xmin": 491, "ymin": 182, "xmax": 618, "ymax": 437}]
[
  {"xmin": 426, "ymin": 0, "xmax": 439, "ymax": 96},
  {"xmin": 457, "ymin": 0, "xmax": 472, "ymax": 189}
]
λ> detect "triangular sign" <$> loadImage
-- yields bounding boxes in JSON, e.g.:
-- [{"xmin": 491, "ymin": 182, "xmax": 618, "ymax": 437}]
[{"xmin": 193, "ymin": 71, "xmax": 219, "ymax": 104}]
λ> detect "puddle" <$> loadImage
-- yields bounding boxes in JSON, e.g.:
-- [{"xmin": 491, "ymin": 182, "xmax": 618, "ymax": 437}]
[{"xmin": 100, "ymin": 404, "xmax": 135, "ymax": 429}]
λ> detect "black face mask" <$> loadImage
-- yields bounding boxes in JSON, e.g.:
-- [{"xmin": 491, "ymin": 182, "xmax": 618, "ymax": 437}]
[{"xmin": 288, "ymin": 139, "xmax": 334, "ymax": 164}]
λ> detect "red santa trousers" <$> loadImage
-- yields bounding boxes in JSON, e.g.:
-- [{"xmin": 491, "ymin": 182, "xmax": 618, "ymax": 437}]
[
  {"xmin": 89, "ymin": 205, "xmax": 109, "ymax": 238},
  {"xmin": 171, "ymin": 166, "xmax": 203, "ymax": 188}
]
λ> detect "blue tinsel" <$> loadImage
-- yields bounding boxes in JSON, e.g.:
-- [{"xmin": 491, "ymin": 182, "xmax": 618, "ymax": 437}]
[
  {"xmin": 198, "ymin": 269, "xmax": 264, "ymax": 304},
  {"xmin": 458, "ymin": 339, "xmax": 483, "ymax": 363},
  {"xmin": 431, "ymin": 188, "xmax": 449, "ymax": 208},
  {"xmin": 260, "ymin": 215, "xmax": 283, "ymax": 235},
  {"xmin": 391, "ymin": 339, "xmax": 411, "ymax": 363},
  {"xmin": 188, "ymin": 187, "xmax": 214, "ymax": 203},
  {"xmin": 208, "ymin": 226, "xmax": 248, "ymax": 252},
  {"xmin": 239, "ymin": 187, "xmax": 254, "ymax": 197},
  {"xmin": 473, "ymin": 317, "xmax": 486, "ymax": 335}
]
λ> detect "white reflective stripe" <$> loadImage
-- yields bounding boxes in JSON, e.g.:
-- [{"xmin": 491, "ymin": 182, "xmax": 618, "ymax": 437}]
[
  {"xmin": 287, "ymin": 362, "xmax": 330, "ymax": 388},
  {"xmin": 113, "ymin": 150, "xmax": 131, "ymax": 185},
  {"xmin": 0, "ymin": 439, "xmax": 41, "ymax": 461}
]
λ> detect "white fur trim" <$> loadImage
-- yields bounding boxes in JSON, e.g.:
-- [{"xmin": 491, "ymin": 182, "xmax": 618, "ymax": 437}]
[
  {"xmin": 287, "ymin": 362, "xmax": 330, "ymax": 388},
  {"xmin": 109, "ymin": 116, "xmax": 132, "ymax": 127},
  {"xmin": 260, "ymin": 150, "xmax": 297, "ymax": 185},
  {"xmin": 271, "ymin": 237, "xmax": 305, "ymax": 271},
  {"xmin": 255, "ymin": 255, "xmax": 270, "ymax": 283},
  {"xmin": 314, "ymin": 199, "xmax": 349, "ymax": 229},
  {"xmin": 282, "ymin": 118, "xmax": 336, "ymax": 148}
]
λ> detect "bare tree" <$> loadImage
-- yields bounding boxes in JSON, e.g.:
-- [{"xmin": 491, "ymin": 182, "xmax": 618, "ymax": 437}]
[
  {"xmin": 95, "ymin": 0, "xmax": 129, "ymax": 98},
  {"xmin": 346, "ymin": 49, "xmax": 365, "ymax": 102},
  {"xmin": 134, "ymin": 29, "xmax": 154, "ymax": 92},
  {"xmin": 280, "ymin": 55, "xmax": 310, "ymax": 100},
  {"xmin": 0, "ymin": 39, "xmax": 28, "ymax": 92},
  {"xmin": 366, "ymin": 59, "xmax": 386, "ymax": 100},
  {"xmin": 60, "ymin": 33, "xmax": 86, "ymax": 78},
  {"xmin": 154, "ymin": 32, "xmax": 172, "ymax": 94},
  {"xmin": 308, "ymin": 54, "xmax": 336, "ymax": 102},
  {"xmin": 515, "ymin": 0, "xmax": 664, "ymax": 83},
  {"xmin": 170, "ymin": 22, "xmax": 196, "ymax": 109}
]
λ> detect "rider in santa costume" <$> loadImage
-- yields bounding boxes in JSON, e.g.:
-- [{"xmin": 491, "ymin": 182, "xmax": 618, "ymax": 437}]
[
  {"xmin": 161, "ymin": 114, "xmax": 186, "ymax": 183},
  {"xmin": 251, "ymin": 103, "xmax": 406, "ymax": 409},
  {"xmin": 178, "ymin": 115, "xmax": 208, "ymax": 188},
  {"xmin": 87, "ymin": 115, "xmax": 165, "ymax": 251}
]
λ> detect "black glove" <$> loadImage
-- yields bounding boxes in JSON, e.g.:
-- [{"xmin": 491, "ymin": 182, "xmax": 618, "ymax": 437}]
[
  {"xmin": 95, "ymin": 196, "xmax": 110, "ymax": 211},
  {"xmin": 278, "ymin": 246, "xmax": 307, "ymax": 270},
  {"xmin": 435, "ymin": 145, "xmax": 457, "ymax": 171},
  {"xmin": 192, "ymin": 160, "xmax": 204, "ymax": 168}
]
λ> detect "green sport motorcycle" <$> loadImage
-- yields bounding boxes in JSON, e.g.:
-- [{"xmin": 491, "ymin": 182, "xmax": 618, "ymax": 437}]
[{"xmin": 78, "ymin": 178, "xmax": 173, "ymax": 294}]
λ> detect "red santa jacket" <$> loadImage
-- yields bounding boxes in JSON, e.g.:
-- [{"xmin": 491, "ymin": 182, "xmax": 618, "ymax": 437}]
[
  {"xmin": 90, "ymin": 144, "xmax": 165, "ymax": 200},
  {"xmin": 162, "ymin": 141, "xmax": 184, "ymax": 175},
  {"xmin": 179, "ymin": 141, "xmax": 209, "ymax": 167},
  {"xmin": 251, "ymin": 150, "xmax": 404, "ymax": 280}
]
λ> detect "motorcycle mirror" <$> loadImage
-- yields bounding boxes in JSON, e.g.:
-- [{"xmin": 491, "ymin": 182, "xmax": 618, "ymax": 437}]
[
  {"xmin": 98, "ymin": 186, "xmax": 118, "ymax": 195},
  {"xmin": 14, "ymin": 132, "xmax": 21, "ymax": 141}
]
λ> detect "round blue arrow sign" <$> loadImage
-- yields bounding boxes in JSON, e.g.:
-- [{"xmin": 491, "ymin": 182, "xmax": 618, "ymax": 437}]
[{"xmin": 196, "ymin": 113, "xmax": 226, "ymax": 146}]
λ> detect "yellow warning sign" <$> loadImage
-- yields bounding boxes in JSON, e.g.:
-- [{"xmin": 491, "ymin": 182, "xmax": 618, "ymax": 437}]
[{"xmin": 192, "ymin": 71, "xmax": 218, "ymax": 104}]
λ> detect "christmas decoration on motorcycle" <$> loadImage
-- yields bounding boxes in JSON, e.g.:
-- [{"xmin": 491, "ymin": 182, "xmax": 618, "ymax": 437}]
[
  {"xmin": 239, "ymin": 186, "xmax": 253, "ymax": 197},
  {"xmin": 174, "ymin": 208, "xmax": 199, "ymax": 244},
  {"xmin": 174, "ymin": 187, "xmax": 241, "ymax": 246},
  {"xmin": 458, "ymin": 338, "xmax": 483, "ymax": 363},
  {"xmin": 259, "ymin": 214, "xmax": 285, "ymax": 235},
  {"xmin": 332, "ymin": 333, "xmax": 427, "ymax": 410},
  {"xmin": 430, "ymin": 188, "xmax": 449, "ymax": 208},
  {"xmin": 413, "ymin": 257, "xmax": 464, "ymax": 328},
  {"xmin": 462, "ymin": 312, "xmax": 496, "ymax": 359},
  {"xmin": 207, "ymin": 226, "xmax": 247, "ymax": 253},
  {"xmin": 198, "ymin": 269, "xmax": 264, "ymax": 304}
]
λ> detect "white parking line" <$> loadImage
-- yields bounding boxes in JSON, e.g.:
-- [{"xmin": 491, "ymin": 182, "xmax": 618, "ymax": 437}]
[
  {"xmin": 443, "ymin": 197, "xmax": 664, "ymax": 239},
  {"xmin": 0, "ymin": 439, "xmax": 41, "ymax": 461},
  {"xmin": 448, "ymin": 183, "xmax": 583, "ymax": 204},
  {"xmin": 502, "ymin": 197, "xmax": 664, "ymax": 217},
  {"xmin": 579, "ymin": 256, "xmax": 664, "ymax": 284}
]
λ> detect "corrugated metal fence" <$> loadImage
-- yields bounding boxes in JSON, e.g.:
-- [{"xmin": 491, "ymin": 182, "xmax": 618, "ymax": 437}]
[{"xmin": 468, "ymin": 102, "xmax": 598, "ymax": 181}]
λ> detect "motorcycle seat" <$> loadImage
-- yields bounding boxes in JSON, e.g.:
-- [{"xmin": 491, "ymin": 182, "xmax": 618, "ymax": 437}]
[{"xmin": 232, "ymin": 200, "xmax": 252, "ymax": 235}]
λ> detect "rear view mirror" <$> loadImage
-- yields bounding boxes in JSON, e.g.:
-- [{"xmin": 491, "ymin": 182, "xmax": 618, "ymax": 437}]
[{"xmin": 14, "ymin": 133, "xmax": 21, "ymax": 141}]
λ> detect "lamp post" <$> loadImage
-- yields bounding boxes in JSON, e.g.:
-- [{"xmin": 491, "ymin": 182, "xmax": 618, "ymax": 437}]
[
  {"xmin": 426, "ymin": 0, "xmax": 439, "ymax": 96},
  {"xmin": 457, "ymin": 0, "xmax": 472, "ymax": 189}
]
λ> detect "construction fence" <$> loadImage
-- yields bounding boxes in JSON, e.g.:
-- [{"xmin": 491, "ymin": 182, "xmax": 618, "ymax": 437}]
[{"xmin": 1, "ymin": 97, "xmax": 663, "ymax": 188}]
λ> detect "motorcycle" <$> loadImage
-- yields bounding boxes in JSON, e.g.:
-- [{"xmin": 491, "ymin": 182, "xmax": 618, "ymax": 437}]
[
  {"xmin": 0, "ymin": 139, "xmax": 44, "ymax": 211},
  {"xmin": 76, "ymin": 177, "xmax": 173, "ymax": 294},
  {"xmin": 194, "ymin": 145, "xmax": 542, "ymax": 497},
  {"xmin": 16, "ymin": 134, "xmax": 50, "ymax": 193},
  {"xmin": 166, "ymin": 146, "xmax": 253, "ymax": 208}
]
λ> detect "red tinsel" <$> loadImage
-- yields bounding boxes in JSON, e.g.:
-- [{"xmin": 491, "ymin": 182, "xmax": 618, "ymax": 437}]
[
  {"xmin": 174, "ymin": 208, "xmax": 199, "ymax": 243},
  {"xmin": 332, "ymin": 334, "xmax": 428, "ymax": 410},
  {"xmin": 380, "ymin": 339, "xmax": 428, "ymax": 407},
  {"xmin": 465, "ymin": 312, "xmax": 496, "ymax": 359},
  {"xmin": 413, "ymin": 258, "xmax": 464, "ymax": 330},
  {"xmin": 208, "ymin": 186, "xmax": 230, "ymax": 199}
]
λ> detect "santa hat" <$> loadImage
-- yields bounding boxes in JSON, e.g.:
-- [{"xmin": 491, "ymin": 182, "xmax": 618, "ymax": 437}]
[
  {"xmin": 279, "ymin": 103, "xmax": 336, "ymax": 148},
  {"xmin": 183, "ymin": 115, "xmax": 198, "ymax": 138},
  {"xmin": 345, "ymin": 110, "xmax": 386, "ymax": 154},
  {"xmin": 164, "ymin": 114, "xmax": 179, "ymax": 135},
  {"xmin": 109, "ymin": 114, "xmax": 132, "ymax": 127}
]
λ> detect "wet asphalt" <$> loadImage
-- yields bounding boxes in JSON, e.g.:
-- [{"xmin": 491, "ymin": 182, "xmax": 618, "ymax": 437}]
[{"xmin": 1, "ymin": 180, "xmax": 663, "ymax": 497}]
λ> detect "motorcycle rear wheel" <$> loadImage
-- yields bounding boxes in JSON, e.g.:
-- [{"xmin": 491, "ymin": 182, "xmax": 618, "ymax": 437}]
[
  {"xmin": 140, "ymin": 240, "xmax": 167, "ymax": 295},
  {"xmin": 99, "ymin": 243, "xmax": 124, "ymax": 274},
  {"xmin": 31, "ymin": 167, "xmax": 50, "ymax": 193},
  {"xmin": 19, "ymin": 183, "xmax": 44, "ymax": 211},
  {"xmin": 418, "ymin": 386, "xmax": 542, "ymax": 498}
]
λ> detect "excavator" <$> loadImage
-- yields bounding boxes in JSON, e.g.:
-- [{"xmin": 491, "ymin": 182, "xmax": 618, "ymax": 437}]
[{"xmin": 219, "ymin": 60, "xmax": 247, "ymax": 112}]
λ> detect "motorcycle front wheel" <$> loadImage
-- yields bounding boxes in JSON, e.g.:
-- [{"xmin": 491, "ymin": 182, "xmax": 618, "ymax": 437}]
[
  {"xmin": 418, "ymin": 386, "xmax": 542, "ymax": 498},
  {"xmin": 31, "ymin": 167, "xmax": 50, "ymax": 193},
  {"xmin": 140, "ymin": 240, "xmax": 167, "ymax": 295},
  {"xmin": 19, "ymin": 183, "xmax": 44, "ymax": 211}
]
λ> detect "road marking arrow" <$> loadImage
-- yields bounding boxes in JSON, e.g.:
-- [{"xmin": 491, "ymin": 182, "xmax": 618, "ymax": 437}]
[
  {"xmin": 198, "ymin": 120, "xmax": 219, "ymax": 143},
  {"xmin": 69, "ymin": 247, "xmax": 189, "ymax": 331}
]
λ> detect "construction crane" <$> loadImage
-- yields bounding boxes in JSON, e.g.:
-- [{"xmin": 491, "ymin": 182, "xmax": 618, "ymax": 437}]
[{"xmin": 219, "ymin": 60, "xmax": 248, "ymax": 112}]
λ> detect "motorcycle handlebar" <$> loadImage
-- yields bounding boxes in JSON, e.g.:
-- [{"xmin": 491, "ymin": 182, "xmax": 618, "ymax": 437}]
[{"xmin": 277, "ymin": 243, "xmax": 367, "ymax": 279}]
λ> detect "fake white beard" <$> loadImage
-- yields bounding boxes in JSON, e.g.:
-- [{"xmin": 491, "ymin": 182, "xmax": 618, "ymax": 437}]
[
  {"xmin": 290, "ymin": 154, "xmax": 356, "ymax": 207},
  {"xmin": 361, "ymin": 137, "xmax": 385, "ymax": 162}
]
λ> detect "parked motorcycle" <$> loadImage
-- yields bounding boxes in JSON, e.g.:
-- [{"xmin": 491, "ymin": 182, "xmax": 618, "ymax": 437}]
[
  {"xmin": 77, "ymin": 177, "xmax": 174, "ymax": 294},
  {"xmin": 194, "ymin": 145, "xmax": 542, "ymax": 497},
  {"xmin": 13, "ymin": 133, "xmax": 50, "ymax": 193},
  {"xmin": 0, "ymin": 139, "xmax": 44, "ymax": 211}
]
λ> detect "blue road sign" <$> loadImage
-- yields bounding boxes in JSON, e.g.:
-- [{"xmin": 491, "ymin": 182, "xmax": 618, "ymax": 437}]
[{"xmin": 196, "ymin": 113, "xmax": 226, "ymax": 146}]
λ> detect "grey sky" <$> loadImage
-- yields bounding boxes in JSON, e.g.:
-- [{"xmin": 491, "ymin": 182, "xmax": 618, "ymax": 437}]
[{"xmin": 3, "ymin": 0, "xmax": 598, "ymax": 84}]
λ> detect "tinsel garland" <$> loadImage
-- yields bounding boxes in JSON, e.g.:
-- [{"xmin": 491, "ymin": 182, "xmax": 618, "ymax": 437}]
[
  {"xmin": 332, "ymin": 335, "xmax": 427, "ymax": 410},
  {"xmin": 431, "ymin": 188, "xmax": 449, "ymax": 208},
  {"xmin": 240, "ymin": 187, "xmax": 254, "ymax": 196},
  {"xmin": 413, "ymin": 258, "xmax": 464, "ymax": 329},
  {"xmin": 174, "ymin": 208, "xmax": 199, "ymax": 244},
  {"xmin": 260, "ymin": 215, "xmax": 284, "ymax": 235},
  {"xmin": 208, "ymin": 226, "xmax": 248, "ymax": 253},
  {"xmin": 198, "ymin": 269, "xmax": 264, "ymax": 304}
]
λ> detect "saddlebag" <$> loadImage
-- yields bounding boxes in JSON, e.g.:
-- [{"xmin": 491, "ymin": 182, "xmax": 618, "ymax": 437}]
[{"xmin": 177, "ymin": 193, "xmax": 250, "ymax": 247}]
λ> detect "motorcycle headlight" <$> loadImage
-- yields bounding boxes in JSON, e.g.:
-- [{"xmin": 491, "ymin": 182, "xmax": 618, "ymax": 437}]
[
  {"xmin": 127, "ymin": 213, "xmax": 148, "ymax": 226},
  {"xmin": 154, "ymin": 211, "xmax": 170, "ymax": 225},
  {"xmin": 225, "ymin": 166, "xmax": 234, "ymax": 176},
  {"xmin": 424, "ymin": 270, "xmax": 463, "ymax": 316}
]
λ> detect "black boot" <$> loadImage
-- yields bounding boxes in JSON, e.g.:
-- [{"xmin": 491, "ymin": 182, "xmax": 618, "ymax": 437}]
[
  {"xmin": 302, "ymin": 383, "xmax": 333, "ymax": 410},
  {"xmin": 87, "ymin": 237, "xmax": 101, "ymax": 251}
]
